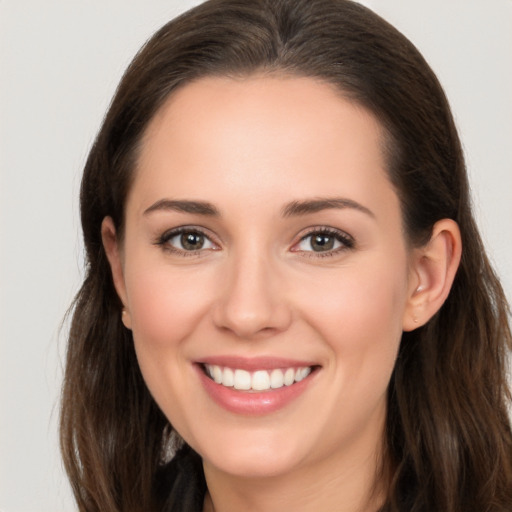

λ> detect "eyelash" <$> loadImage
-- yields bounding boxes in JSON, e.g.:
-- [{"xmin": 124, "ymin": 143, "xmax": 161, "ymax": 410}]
[
  {"xmin": 292, "ymin": 227, "xmax": 355, "ymax": 258},
  {"xmin": 155, "ymin": 226, "xmax": 218, "ymax": 256},
  {"xmin": 154, "ymin": 226, "xmax": 355, "ymax": 258}
]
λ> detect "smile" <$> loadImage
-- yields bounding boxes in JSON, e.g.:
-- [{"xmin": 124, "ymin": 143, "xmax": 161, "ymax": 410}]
[
  {"xmin": 196, "ymin": 358, "xmax": 319, "ymax": 415},
  {"xmin": 204, "ymin": 364, "xmax": 312, "ymax": 391}
]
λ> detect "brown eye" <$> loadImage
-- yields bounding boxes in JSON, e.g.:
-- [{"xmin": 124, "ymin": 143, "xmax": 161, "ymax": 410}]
[
  {"xmin": 180, "ymin": 232, "xmax": 205, "ymax": 250},
  {"xmin": 159, "ymin": 228, "xmax": 216, "ymax": 253},
  {"xmin": 310, "ymin": 234, "xmax": 335, "ymax": 252},
  {"xmin": 294, "ymin": 229, "xmax": 354, "ymax": 255}
]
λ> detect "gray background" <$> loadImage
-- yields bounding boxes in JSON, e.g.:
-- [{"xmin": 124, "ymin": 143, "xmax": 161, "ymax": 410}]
[{"xmin": 1, "ymin": 1, "xmax": 511, "ymax": 510}]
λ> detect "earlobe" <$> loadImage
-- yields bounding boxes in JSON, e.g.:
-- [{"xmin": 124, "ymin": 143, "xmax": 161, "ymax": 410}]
[
  {"xmin": 101, "ymin": 217, "xmax": 132, "ymax": 329},
  {"xmin": 402, "ymin": 219, "xmax": 462, "ymax": 332}
]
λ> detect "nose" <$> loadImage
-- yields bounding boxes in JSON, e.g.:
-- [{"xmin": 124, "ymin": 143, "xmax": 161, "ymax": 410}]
[{"xmin": 212, "ymin": 251, "xmax": 292, "ymax": 339}]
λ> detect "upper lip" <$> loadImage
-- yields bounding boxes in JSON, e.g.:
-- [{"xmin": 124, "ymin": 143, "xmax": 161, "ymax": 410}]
[{"xmin": 197, "ymin": 355, "xmax": 318, "ymax": 371}]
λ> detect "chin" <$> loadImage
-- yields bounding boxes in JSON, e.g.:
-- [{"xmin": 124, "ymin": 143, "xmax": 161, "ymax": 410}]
[
  {"xmin": 192, "ymin": 427, "xmax": 308, "ymax": 479},
  {"xmin": 204, "ymin": 453, "xmax": 304, "ymax": 480}
]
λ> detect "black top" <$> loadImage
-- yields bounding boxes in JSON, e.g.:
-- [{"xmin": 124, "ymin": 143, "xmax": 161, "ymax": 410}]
[{"xmin": 155, "ymin": 445, "xmax": 207, "ymax": 512}]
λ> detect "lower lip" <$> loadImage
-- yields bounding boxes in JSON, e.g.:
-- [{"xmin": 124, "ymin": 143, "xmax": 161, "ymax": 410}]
[{"xmin": 196, "ymin": 365, "xmax": 316, "ymax": 415}]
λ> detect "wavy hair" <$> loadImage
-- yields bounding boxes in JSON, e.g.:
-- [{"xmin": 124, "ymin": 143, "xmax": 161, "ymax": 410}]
[{"xmin": 60, "ymin": 0, "xmax": 512, "ymax": 510}]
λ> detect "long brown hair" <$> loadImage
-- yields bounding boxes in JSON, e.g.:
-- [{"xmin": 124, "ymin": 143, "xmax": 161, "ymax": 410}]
[{"xmin": 60, "ymin": 0, "xmax": 512, "ymax": 510}]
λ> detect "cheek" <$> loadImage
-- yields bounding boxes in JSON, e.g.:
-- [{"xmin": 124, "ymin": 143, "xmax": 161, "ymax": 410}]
[
  {"xmin": 122, "ymin": 259, "xmax": 213, "ymax": 410},
  {"xmin": 125, "ymin": 263, "xmax": 211, "ymax": 349},
  {"xmin": 300, "ymin": 257, "xmax": 408, "ymax": 384},
  {"xmin": 123, "ymin": 262, "xmax": 213, "ymax": 430}
]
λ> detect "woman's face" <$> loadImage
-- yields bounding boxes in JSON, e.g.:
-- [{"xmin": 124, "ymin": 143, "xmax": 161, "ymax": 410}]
[{"xmin": 107, "ymin": 76, "xmax": 421, "ymax": 479}]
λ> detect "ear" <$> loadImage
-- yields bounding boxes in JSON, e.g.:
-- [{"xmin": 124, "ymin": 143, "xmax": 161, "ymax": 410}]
[
  {"xmin": 101, "ymin": 216, "xmax": 132, "ymax": 329},
  {"xmin": 402, "ymin": 219, "xmax": 462, "ymax": 332}
]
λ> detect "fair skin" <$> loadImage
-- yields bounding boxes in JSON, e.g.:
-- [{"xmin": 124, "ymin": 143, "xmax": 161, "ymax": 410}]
[{"xmin": 102, "ymin": 76, "xmax": 461, "ymax": 512}]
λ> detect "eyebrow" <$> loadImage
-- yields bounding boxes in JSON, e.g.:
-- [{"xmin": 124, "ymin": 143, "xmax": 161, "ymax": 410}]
[
  {"xmin": 143, "ymin": 199, "xmax": 219, "ymax": 216},
  {"xmin": 143, "ymin": 196, "xmax": 374, "ymax": 219},
  {"xmin": 282, "ymin": 197, "xmax": 375, "ymax": 218}
]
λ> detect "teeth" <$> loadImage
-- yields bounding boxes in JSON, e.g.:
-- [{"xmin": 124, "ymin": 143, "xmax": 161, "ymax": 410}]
[
  {"xmin": 284, "ymin": 368, "xmax": 295, "ymax": 386},
  {"xmin": 233, "ymin": 369, "xmax": 251, "ymax": 390},
  {"xmin": 204, "ymin": 364, "xmax": 313, "ymax": 391},
  {"xmin": 212, "ymin": 365, "xmax": 223, "ymax": 384},
  {"xmin": 295, "ymin": 367, "xmax": 312, "ymax": 382},
  {"xmin": 223, "ymin": 367, "xmax": 234, "ymax": 387},
  {"xmin": 270, "ymin": 369, "xmax": 284, "ymax": 389},
  {"xmin": 252, "ymin": 370, "xmax": 270, "ymax": 391}
]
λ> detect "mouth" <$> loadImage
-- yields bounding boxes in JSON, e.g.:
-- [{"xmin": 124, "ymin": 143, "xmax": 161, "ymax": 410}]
[
  {"xmin": 196, "ymin": 356, "xmax": 320, "ymax": 414},
  {"xmin": 202, "ymin": 363, "xmax": 315, "ymax": 392}
]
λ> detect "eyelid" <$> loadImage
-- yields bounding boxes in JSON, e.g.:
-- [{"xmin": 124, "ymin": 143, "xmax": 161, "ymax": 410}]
[
  {"xmin": 154, "ymin": 224, "xmax": 354, "ymax": 257},
  {"xmin": 290, "ymin": 226, "xmax": 355, "ymax": 255},
  {"xmin": 155, "ymin": 225, "xmax": 220, "ymax": 255}
]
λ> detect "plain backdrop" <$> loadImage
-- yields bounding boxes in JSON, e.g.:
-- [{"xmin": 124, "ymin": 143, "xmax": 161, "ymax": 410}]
[{"xmin": 1, "ymin": 1, "xmax": 511, "ymax": 511}]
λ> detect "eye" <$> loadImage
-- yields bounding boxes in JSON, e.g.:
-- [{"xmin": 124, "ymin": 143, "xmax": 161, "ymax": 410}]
[
  {"xmin": 157, "ymin": 228, "xmax": 217, "ymax": 254},
  {"xmin": 293, "ymin": 228, "xmax": 354, "ymax": 254}
]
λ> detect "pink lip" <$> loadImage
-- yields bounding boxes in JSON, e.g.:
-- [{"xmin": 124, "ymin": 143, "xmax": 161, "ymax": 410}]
[{"xmin": 194, "ymin": 358, "xmax": 319, "ymax": 416}]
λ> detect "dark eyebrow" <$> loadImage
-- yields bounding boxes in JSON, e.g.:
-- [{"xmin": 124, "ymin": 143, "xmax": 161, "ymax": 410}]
[
  {"xmin": 282, "ymin": 197, "xmax": 375, "ymax": 218},
  {"xmin": 143, "ymin": 199, "xmax": 220, "ymax": 216}
]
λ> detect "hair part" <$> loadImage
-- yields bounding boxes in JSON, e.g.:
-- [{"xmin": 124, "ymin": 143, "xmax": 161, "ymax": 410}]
[{"xmin": 61, "ymin": 1, "xmax": 512, "ymax": 510}]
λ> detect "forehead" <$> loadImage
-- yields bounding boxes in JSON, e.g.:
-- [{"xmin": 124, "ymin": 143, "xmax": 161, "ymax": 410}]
[{"xmin": 130, "ymin": 75, "xmax": 398, "ymax": 223}]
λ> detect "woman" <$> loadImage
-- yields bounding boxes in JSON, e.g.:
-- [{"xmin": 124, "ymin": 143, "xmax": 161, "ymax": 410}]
[{"xmin": 60, "ymin": 0, "xmax": 512, "ymax": 510}]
